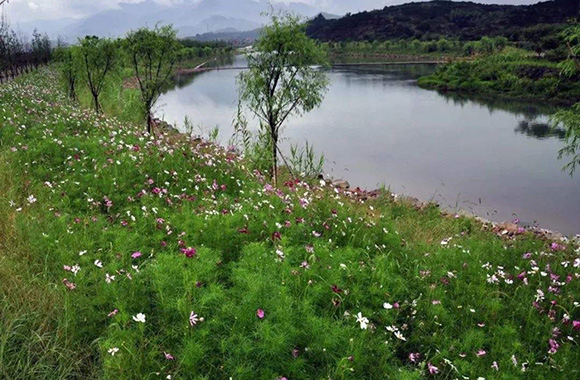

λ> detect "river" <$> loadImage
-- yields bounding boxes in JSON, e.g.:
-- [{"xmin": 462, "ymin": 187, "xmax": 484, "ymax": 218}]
[{"xmin": 157, "ymin": 56, "xmax": 580, "ymax": 236}]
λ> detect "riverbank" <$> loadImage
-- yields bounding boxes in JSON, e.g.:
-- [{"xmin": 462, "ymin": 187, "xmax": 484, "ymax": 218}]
[
  {"xmin": 1, "ymin": 68, "xmax": 579, "ymax": 379},
  {"xmin": 417, "ymin": 50, "xmax": 580, "ymax": 106}
]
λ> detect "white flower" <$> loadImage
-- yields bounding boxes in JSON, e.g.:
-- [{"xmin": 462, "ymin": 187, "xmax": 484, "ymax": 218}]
[
  {"xmin": 383, "ymin": 302, "xmax": 393, "ymax": 310},
  {"xmin": 189, "ymin": 311, "xmax": 204, "ymax": 327},
  {"xmin": 486, "ymin": 274, "xmax": 499, "ymax": 284},
  {"xmin": 105, "ymin": 273, "xmax": 115, "ymax": 284},
  {"xmin": 27, "ymin": 195, "xmax": 37, "ymax": 204},
  {"xmin": 275, "ymin": 249, "xmax": 285, "ymax": 261},
  {"xmin": 355, "ymin": 312, "xmax": 369, "ymax": 330},
  {"xmin": 108, "ymin": 347, "xmax": 119, "ymax": 356},
  {"xmin": 71, "ymin": 264, "xmax": 81, "ymax": 276},
  {"xmin": 94, "ymin": 260, "xmax": 103, "ymax": 268},
  {"xmin": 394, "ymin": 331, "xmax": 406, "ymax": 341},
  {"xmin": 132, "ymin": 313, "xmax": 146, "ymax": 323}
]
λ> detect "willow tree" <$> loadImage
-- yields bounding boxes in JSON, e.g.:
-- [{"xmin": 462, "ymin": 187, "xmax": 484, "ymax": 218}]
[
  {"xmin": 552, "ymin": 23, "xmax": 580, "ymax": 175},
  {"xmin": 237, "ymin": 12, "xmax": 329, "ymax": 186},
  {"xmin": 126, "ymin": 25, "xmax": 180, "ymax": 134},
  {"xmin": 79, "ymin": 36, "xmax": 116, "ymax": 114}
]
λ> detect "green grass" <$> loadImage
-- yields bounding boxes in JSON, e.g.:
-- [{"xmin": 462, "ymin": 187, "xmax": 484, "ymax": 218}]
[
  {"xmin": 0, "ymin": 68, "xmax": 578, "ymax": 380},
  {"xmin": 418, "ymin": 49, "xmax": 580, "ymax": 105}
]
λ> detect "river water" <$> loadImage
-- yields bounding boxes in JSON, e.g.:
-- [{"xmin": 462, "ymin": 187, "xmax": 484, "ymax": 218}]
[{"xmin": 157, "ymin": 56, "xmax": 580, "ymax": 235}]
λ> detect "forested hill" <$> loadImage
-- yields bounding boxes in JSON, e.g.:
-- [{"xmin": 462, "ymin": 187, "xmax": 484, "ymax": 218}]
[{"xmin": 306, "ymin": 0, "xmax": 580, "ymax": 42}]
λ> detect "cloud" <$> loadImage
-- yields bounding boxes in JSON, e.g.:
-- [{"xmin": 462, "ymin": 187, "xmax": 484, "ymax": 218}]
[{"xmin": 27, "ymin": 2, "xmax": 38, "ymax": 10}]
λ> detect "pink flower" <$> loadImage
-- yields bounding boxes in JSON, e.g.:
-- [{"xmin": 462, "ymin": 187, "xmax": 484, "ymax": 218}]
[
  {"xmin": 62, "ymin": 278, "xmax": 76, "ymax": 290},
  {"xmin": 164, "ymin": 352, "xmax": 174, "ymax": 360},
  {"xmin": 548, "ymin": 339, "xmax": 559, "ymax": 354},
  {"xmin": 491, "ymin": 361, "xmax": 499, "ymax": 371},
  {"xmin": 131, "ymin": 251, "xmax": 142, "ymax": 259},
  {"xmin": 181, "ymin": 247, "xmax": 197, "ymax": 258},
  {"xmin": 573, "ymin": 320, "xmax": 580, "ymax": 330},
  {"xmin": 107, "ymin": 308, "xmax": 119, "ymax": 317},
  {"xmin": 476, "ymin": 349, "xmax": 487, "ymax": 357},
  {"xmin": 256, "ymin": 309, "xmax": 265, "ymax": 319},
  {"xmin": 408, "ymin": 352, "xmax": 420, "ymax": 363},
  {"xmin": 427, "ymin": 362, "xmax": 439, "ymax": 375}
]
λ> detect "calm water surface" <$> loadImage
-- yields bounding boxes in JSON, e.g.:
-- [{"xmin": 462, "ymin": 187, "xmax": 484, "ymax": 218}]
[{"xmin": 158, "ymin": 57, "xmax": 580, "ymax": 235}]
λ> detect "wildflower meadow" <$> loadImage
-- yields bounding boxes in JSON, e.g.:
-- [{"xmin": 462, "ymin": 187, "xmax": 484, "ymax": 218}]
[{"xmin": 0, "ymin": 69, "xmax": 578, "ymax": 379}]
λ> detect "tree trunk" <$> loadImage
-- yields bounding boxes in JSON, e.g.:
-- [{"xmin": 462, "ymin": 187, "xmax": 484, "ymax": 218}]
[
  {"xmin": 69, "ymin": 80, "xmax": 76, "ymax": 101},
  {"xmin": 272, "ymin": 132, "xmax": 278, "ymax": 187},
  {"xmin": 92, "ymin": 93, "xmax": 100, "ymax": 114},
  {"xmin": 147, "ymin": 111, "xmax": 153, "ymax": 135}
]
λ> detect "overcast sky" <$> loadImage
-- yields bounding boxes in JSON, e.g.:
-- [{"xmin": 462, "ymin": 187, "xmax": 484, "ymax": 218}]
[{"xmin": 2, "ymin": 0, "xmax": 543, "ymax": 23}]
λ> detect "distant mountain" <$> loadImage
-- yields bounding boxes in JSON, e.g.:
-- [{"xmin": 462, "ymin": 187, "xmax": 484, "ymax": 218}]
[
  {"xmin": 176, "ymin": 16, "xmax": 262, "ymax": 38},
  {"xmin": 14, "ymin": 0, "xmax": 321, "ymax": 41},
  {"xmin": 313, "ymin": 13, "xmax": 343, "ymax": 21},
  {"xmin": 306, "ymin": 0, "xmax": 580, "ymax": 42},
  {"xmin": 190, "ymin": 12, "xmax": 343, "ymax": 44},
  {"xmin": 190, "ymin": 28, "xmax": 263, "ymax": 44}
]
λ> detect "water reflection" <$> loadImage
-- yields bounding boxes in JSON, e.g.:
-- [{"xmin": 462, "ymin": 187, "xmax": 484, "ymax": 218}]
[
  {"xmin": 515, "ymin": 120, "xmax": 566, "ymax": 140},
  {"xmin": 436, "ymin": 91, "xmax": 569, "ymax": 140},
  {"xmin": 439, "ymin": 92, "xmax": 556, "ymax": 119}
]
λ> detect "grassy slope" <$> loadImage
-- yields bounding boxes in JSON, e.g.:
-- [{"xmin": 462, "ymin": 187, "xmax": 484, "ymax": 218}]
[
  {"xmin": 417, "ymin": 50, "xmax": 580, "ymax": 105},
  {"xmin": 0, "ymin": 69, "xmax": 578, "ymax": 380}
]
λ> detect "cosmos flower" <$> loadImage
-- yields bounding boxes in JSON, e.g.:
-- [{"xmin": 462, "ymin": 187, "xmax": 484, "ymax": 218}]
[
  {"xmin": 427, "ymin": 362, "xmax": 439, "ymax": 375},
  {"xmin": 394, "ymin": 331, "xmax": 406, "ymax": 341},
  {"xmin": 105, "ymin": 273, "xmax": 115, "ymax": 283},
  {"xmin": 189, "ymin": 311, "xmax": 204, "ymax": 326},
  {"xmin": 408, "ymin": 352, "xmax": 420, "ymax": 363},
  {"xmin": 108, "ymin": 347, "xmax": 119, "ymax": 356},
  {"xmin": 181, "ymin": 247, "xmax": 197, "ymax": 258},
  {"xmin": 107, "ymin": 309, "xmax": 119, "ymax": 317},
  {"xmin": 132, "ymin": 313, "xmax": 146, "ymax": 323},
  {"xmin": 548, "ymin": 339, "xmax": 559, "ymax": 354},
  {"xmin": 355, "ymin": 312, "xmax": 369, "ymax": 330},
  {"xmin": 256, "ymin": 309, "xmax": 265, "ymax": 319}
]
